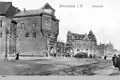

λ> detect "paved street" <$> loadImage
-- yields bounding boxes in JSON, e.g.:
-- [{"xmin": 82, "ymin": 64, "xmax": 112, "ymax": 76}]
[{"xmin": 0, "ymin": 57, "xmax": 120, "ymax": 76}]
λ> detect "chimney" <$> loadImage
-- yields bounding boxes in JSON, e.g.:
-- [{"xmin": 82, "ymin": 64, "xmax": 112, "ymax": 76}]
[{"xmin": 24, "ymin": 8, "xmax": 26, "ymax": 12}]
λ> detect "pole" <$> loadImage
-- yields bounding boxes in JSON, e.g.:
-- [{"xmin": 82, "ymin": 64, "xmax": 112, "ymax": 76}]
[
  {"xmin": 4, "ymin": 28, "xmax": 8, "ymax": 61},
  {"xmin": 46, "ymin": 36, "xmax": 49, "ymax": 57}
]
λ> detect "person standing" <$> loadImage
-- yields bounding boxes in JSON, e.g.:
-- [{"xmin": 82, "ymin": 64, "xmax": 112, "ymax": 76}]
[{"xmin": 116, "ymin": 55, "xmax": 120, "ymax": 70}]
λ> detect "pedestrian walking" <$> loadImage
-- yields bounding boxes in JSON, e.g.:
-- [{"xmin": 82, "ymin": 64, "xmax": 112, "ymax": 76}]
[
  {"xmin": 112, "ymin": 54, "xmax": 117, "ymax": 68},
  {"xmin": 104, "ymin": 55, "xmax": 107, "ymax": 60},
  {"xmin": 16, "ymin": 52, "xmax": 19, "ymax": 60},
  {"xmin": 114, "ymin": 56, "xmax": 120, "ymax": 71}
]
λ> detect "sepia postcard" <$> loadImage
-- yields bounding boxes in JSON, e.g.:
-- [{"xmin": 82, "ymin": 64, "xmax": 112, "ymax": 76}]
[{"xmin": 0, "ymin": 0, "xmax": 120, "ymax": 79}]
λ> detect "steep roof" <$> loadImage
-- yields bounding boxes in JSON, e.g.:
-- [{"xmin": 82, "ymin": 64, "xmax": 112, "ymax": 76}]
[
  {"xmin": 88, "ymin": 30, "xmax": 97, "ymax": 42},
  {"xmin": 0, "ymin": 2, "xmax": 12, "ymax": 15},
  {"xmin": 13, "ymin": 3, "xmax": 55, "ymax": 17},
  {"xmin": 67, "ymin": 31, "xmax": 97, "ymax": 42},
  {"xmin": 14, "ymin": 9, "xmax": 43, "ymax": 17},
  {"xmin": 68, "ymin": 31, "xmax": 86, "ymax": 40},
  {"xmin": 72, "ymin": 33, "xmax": 85, "ymax": 40},
  {"xmin": 41, "ymin": 3, "xmax": 55, "ymax": 11},
  {"xmin": 0, "ymin": 2, "xmax": 20, "ymax": 17}
]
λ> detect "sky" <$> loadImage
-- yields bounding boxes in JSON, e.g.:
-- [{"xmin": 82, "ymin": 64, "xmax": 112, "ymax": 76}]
[{"xmin": 1, "ymin": 0, "xmax": 120, "ymax": 50}]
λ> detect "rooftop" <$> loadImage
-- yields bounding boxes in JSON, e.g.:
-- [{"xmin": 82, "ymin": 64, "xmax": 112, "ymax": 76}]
[
  {"xmin": 0, "ymin": 2, "xmax": 11, "ymax": 15},
  {"xmin": 67, "ymin": 31, "xmax": 86, "ymax": 40},
  {"xmin": 13, "ymin": 3, "xmax": 55, "ymax": 17},
  {"xmin": 14, "ymin": 9, "xmax": 43, "ymax": 17},
  {"xmin": 0, "ymin": 2, "xmax": 20, "ymax": 17}
]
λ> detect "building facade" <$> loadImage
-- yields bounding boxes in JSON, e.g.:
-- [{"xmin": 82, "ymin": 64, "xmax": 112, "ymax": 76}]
[
  {"xmin": 56, "ymin": 41, "xmax": 65, "ymax": 53},
  {"xmin": 0, "ymin": 2, "xmax": 19, "ymax": 55},
  {"xmin": 66, "ymin": 30, "xmax": 97, "ymax": 56},
  {"xmin": 12, "ymin": 3, "xmax": 59, "ymax": 56},
  {"xmin": 104, "ymin": 42, "xmax": 114, "ymax": 58},
  {"xmin": 96, "ymin": 43, "xmax": 105, "ymax": 57},
  {"xmin": 96, "ymin": 42, "xmax": 115, "ymax": 58}
]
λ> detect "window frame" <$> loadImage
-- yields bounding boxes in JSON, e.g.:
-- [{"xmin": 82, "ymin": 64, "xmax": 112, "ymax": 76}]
[{"xmin": 21, "ymin": 23, "xmax": 25, "ymax": 30}]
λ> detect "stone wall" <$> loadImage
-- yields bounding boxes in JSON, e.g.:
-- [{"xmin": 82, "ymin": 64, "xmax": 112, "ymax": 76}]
[
  {"xmin": 13, "ymin": 16, "xmax": 46, "ymax": 55},
  {"xmin": 13, "ymin": 14, "xmax": 59, "ymax": 55}
]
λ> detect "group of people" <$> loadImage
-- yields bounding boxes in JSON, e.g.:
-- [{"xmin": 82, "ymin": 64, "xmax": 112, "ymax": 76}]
[{"xmin": 112, "ymin": 54, "xmax": 120, "ymax": 70}]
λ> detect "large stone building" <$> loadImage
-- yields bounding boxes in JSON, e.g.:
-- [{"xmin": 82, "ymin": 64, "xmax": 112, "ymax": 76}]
[
  {"xmin": 0, "ymin": 2, "xmax": 59, "ymax": 57},
  {"xmin": 12, "ymin": 3, "xmax": 59, "ymax": 56},
  {"xmin": 66, "ymin": 30, "xmax": 97, "ymax": 56},
  {"xmin": 0, "ymin": 2, "xmax": 19, "ymax": 55}
]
